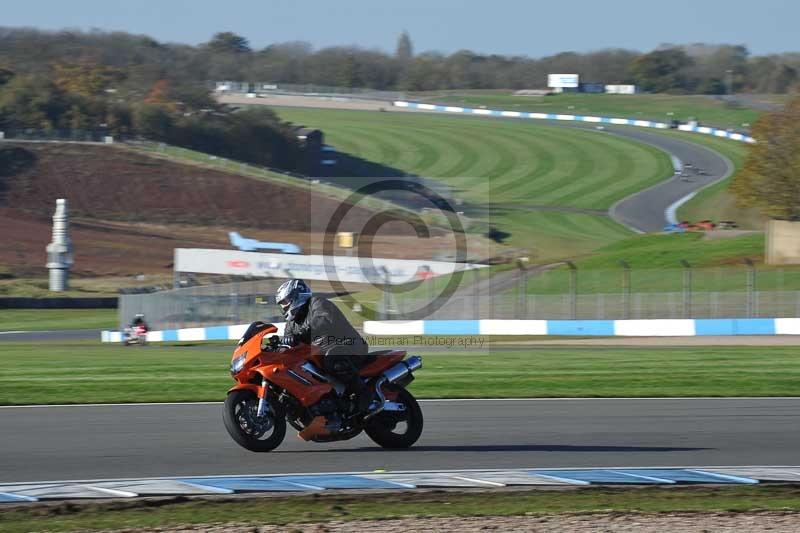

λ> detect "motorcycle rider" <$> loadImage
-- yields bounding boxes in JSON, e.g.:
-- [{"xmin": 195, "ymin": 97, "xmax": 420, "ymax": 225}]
[
  {"xmin": 275, "ymin": 279, "xmax": 370, "ymax": 424},
  {"xmin": 123, "ymin": 313, "xmax": 149, "ymax": 345},
  {"xmin": 131, "ymin": 313, "xmax": 149, "ymax": 331}
]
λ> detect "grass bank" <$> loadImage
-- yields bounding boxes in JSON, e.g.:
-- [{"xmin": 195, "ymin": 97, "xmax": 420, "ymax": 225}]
[
  {"xmin": 522, "ymin": 232, "xmax": 800, "ymax": 294},
  {"xmin": 272, "ymin": 107, "xmax": 674, "ymax": 258},
  {"xmin": 1, "ymin": 486, "xmax": 799, "ymax": 533},
  {"xmin": 1, "ymin": 341, "xmax": 799, "ymax": 404},
  {"xmin": 0, "ymin": 309, "xmax": 117, "ymax": 332}
]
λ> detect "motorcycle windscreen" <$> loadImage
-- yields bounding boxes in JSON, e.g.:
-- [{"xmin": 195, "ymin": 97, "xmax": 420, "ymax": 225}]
[{"xmin": 237, "ymin": 321, "xmax": 276, "ymax": 346}]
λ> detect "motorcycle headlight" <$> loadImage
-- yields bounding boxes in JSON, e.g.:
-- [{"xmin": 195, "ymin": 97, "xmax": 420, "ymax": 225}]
[{"xmin": 230, "ymin": 355, "xmax": 247, "ymax": 375}]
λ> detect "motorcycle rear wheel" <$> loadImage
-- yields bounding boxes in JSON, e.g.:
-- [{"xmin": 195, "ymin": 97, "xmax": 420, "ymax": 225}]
[
  {"xmin": 365, "ymin": 387, "xmax": 423, "ymax": 448},
  {"xmin": 223, "ymin": 389, "xmax": 286, "ymax": 452}
]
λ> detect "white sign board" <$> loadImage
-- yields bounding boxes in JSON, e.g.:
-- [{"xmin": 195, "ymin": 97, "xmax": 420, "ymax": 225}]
[
  {"xmin": 174, "ymin": 249, "xmax": 484, "ymax": 285},
  {"xmin": 548, "ymin": 74, "xmax": 580, "ymax": 88},
  {"xmin": 605, "ymin": 84, "xmax": 638, "ymax": 94}
]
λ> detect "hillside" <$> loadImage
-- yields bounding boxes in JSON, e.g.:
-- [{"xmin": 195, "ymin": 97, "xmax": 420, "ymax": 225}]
[
  {"xmin": 0, "ymin": 142, "xmax": 473, "ymax": 279},
  {"xmin": 272, "ymin": 106, "xmax": 674, "ymax": 259}
]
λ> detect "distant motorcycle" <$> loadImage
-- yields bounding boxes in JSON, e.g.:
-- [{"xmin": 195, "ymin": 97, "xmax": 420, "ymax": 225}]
[
  {"xmin": 122, "ymin": 325, "xmax": 148, "ymax": 346},
  {"xmin": 223, "ymin": 321, "xmax": 424, "ymax": 452}
]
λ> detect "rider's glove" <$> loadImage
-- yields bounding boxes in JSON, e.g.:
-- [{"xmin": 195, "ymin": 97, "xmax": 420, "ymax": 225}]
[{"xmin": 281, "ymin": 334, "xmax": 297, "ymax": 347}]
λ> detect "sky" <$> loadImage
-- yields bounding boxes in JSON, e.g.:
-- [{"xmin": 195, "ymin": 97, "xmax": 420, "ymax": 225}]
[{"xmin": 2, "ymin": 0, "xmax": 797, "ymax": 57}]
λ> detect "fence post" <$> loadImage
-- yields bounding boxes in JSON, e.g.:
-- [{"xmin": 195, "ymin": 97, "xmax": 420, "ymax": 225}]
[
  {"xmin": 566, "ymin": 261, "xmax": 577, "ymax": 319},
  {"xmin": 473, "ymin": 268, "xmax": 480, "ymax": 319},
  {"xmin": 680, "ymin": 259, "xmax": 692, "ymax": 318},
  {"xmin": 381, "ymin": 267, "xmax": 391, "ymax": 320},
  {"xmin": 745, "ymin": 258, "xmax": 756, "ymax": 317},
  {"xmin": 517, "ymin": 258, "xmax": 529, "ymax": 318},
  {"xmin": 619, "ymin": 260, "xmax": 631, "ymax": 319}
]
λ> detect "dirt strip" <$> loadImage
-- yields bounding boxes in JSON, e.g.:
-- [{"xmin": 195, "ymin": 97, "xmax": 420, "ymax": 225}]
[{"xmin": 103, "ymin": 511, "xmax": 800, "ymax": 532}]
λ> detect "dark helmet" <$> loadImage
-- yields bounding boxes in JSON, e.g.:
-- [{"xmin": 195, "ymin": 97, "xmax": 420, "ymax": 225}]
[{"xmin": 275, "ymin": 279, "xmax": 312, "ymax": 320}]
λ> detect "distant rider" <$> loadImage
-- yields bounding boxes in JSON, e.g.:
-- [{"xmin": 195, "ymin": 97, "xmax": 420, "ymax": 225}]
[
  {"xmin": 275, "ymin": 279, "xmax": 370, "ymax": 418},
  {"xmin": 131, "ymin": 313, "xmax": 149, "ymax": 331}
]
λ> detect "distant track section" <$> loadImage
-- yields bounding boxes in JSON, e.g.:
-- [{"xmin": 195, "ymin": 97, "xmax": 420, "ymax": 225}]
[
  {"xmin": 392, "ymin": 100, "xmax": 755, "ymax": 143},
  {"xmin": 583, "ymin": 125, "xmax": 734, "ymax": 232}
]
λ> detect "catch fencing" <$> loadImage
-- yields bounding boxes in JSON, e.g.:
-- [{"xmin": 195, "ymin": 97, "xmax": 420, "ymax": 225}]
[
  {"xmin": 120, "ymin": 265, "xmax": 800, "ymax": 330},
  {"xmin": 379, "ymin": 264, "xmax": 800, "ymax": 321},
  {"xmin": 118, "ymin": 279, "xmax": 285, "ymax": 331}
]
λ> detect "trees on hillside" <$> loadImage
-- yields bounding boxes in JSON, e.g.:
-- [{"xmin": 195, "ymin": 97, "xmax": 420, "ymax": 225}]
[
  {"xmin": 133, "ymin": 104, "xmax": 173, "ymax": 139},
  {"xmin": 53, "ymin": 61, "xmax": 123, "ymax": 97},
  {"xmin": 631, "ymin": 48, "xmax": 693, "ymax": 92},
  {"xmin": 731, "ymin": 95, "xmax": 800, "ymax": 220},
  {"xmin": 3, "ymin": 27, "xmax": 800, "ymax": 94},
  {"xmin": 206, "ymin": 32, "xmax": 252, "ymax": 54},
  {"xmin": 0, "ymin": 75, "xmax": 70, "ymax": 130}
]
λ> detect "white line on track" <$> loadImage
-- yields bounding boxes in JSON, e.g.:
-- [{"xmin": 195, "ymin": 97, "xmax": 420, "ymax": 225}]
[
  {"xmin": 2, "ymin": 397, "xmax": 800, "ymax": 409},
  {"xmin": 665, "ymin": 191, "xmax": 697, "ymax": 225}
]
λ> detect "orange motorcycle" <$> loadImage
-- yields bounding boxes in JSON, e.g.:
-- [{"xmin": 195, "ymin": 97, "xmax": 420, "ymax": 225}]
[{"xmin": 223, "ymin": 321, "xmax": 424, "ymax": 451}]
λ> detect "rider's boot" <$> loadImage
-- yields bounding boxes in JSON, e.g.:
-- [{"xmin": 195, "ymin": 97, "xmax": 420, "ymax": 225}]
[
  {"xmin": 347, "ymin": 376, "xmax": 371, "ymax": 416},
  {"xmin": 325, "ymin": 412, "xmax": 343, "ymax": 431}
]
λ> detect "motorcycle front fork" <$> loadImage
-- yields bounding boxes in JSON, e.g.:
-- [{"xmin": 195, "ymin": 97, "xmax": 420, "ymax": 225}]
[{"xmin": 256, "ymin": 378, "xmax": 269, "ymax": 418}]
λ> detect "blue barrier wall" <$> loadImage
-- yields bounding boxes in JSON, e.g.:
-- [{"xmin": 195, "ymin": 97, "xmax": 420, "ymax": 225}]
[{"xmin": 102, "ymin": 318, "xmax": 800, "ymax": 342}]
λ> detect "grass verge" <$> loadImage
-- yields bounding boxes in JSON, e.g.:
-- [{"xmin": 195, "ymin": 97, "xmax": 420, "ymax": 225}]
[
  {"xmin": 1, "ymin": 341, "xmax": 799, "ymax": 404},
  {"xmin": 0, "ymin": 309, "xmax": 117, "ymax": 332},
  {"xmin": 426, "ymin": 92, "xmax": 764, "ymax": 132},
  {"xmin": 2, "ymin": 486, "xmax": 799, "ymax": 533},
  {"xmin": 521, "ymin": 232, "xmax": 800, "ymax": 294}
]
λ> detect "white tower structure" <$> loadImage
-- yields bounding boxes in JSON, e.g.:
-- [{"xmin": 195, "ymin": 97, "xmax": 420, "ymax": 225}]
[{"xmin": 46, "ymin": 198, "xmax": 73, "ymax": 291}]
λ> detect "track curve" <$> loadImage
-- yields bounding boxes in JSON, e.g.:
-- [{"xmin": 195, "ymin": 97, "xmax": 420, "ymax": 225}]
[
  {"xmin": 489, "ymin": 121, "xmax": 733, "ymax": 233},
  {"xmin": 2, "ymin": 399, "xmax": 797, "ymax": 483},
  {"xmin": 599, "ymin": 127, "xmax": 734, "ymax": 232}
]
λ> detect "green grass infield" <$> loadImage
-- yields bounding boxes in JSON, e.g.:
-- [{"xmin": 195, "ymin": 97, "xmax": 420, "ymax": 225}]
[{"xmin": 1, "ymin": 341, "xmax": 799, "ymax": 404}]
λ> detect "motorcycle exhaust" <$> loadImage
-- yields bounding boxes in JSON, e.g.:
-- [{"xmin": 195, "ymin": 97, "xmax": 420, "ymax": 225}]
[
  {"xmin": 364, "ymin": 356, "xmax": 422, "ymax": 421},
  {"xmin": 382, "ymin": 356, "xmax": 423, "ymax": 384}
]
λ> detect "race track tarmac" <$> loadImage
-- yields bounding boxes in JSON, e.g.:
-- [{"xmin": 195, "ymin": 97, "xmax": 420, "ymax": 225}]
[
  {"xmin": 1, "ymin": 399, "xmax": 797, "ymax": 483},
  {"xmin": 601, "ymin": 126, "xmax": 733, "ymax": 232}
]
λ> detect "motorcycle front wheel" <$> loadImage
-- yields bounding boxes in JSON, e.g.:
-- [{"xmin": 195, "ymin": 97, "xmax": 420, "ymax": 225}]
[
  {"xmin": 223, "ymin": 389, "xmax": 286, "ymax": 452},
  {"xmin": 365, "ymin": 386, "xmax": 423, "ymax": 448}
]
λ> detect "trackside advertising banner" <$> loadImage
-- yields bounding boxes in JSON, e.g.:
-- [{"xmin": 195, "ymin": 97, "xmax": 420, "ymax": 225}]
[{"xmin": 174, "ymin": 248, "xmax": 484, "ymax": 285}]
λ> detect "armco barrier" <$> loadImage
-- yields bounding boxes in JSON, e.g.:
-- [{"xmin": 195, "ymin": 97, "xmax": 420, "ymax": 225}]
[
  {"xmin": 363, "ymin": 318, "xmax": 800, "ymax": 336},
  {"xmin": 393, "ymin": 101, "xmax": 756, "ymax": 143}
]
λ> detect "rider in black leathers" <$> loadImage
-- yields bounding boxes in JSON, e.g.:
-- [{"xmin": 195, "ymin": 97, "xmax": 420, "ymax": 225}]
[{"xmin": 276, "ymin": 280, "xmax": 370, "ymax": 415}]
